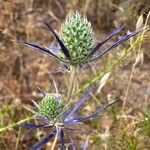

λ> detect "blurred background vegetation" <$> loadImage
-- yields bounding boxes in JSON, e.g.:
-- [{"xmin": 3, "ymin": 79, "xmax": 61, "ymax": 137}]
[{"xmin": 0, "ymin": 0, "xmax": 150, "ymax": 149}]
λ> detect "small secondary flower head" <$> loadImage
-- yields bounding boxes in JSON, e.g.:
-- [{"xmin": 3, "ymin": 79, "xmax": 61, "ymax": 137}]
[
  {"xmin": 17, "ymin": 12, "xmax": 142, "ymax": 68},
  {"xmin": 20, "ymin": 88, "xmax": 119, "ymax": 150},
  {"xmin": 38, "ymin": 94, "xmax": 61, "ymax": 120}
]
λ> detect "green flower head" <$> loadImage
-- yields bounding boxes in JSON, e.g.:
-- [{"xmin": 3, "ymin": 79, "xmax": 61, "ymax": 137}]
[
  {"xmin": 60, "ymin": 12, "xmax": 95, "ymax": 65},
  {"xmin": 38, "ymin": 94, "xmax": 61, "ymax": 120}
]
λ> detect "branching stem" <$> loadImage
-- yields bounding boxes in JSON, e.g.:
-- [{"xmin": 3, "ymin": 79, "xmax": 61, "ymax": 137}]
[{"xmin": 66, "ymin": 66, "xmax": 77, "ymax": 103}]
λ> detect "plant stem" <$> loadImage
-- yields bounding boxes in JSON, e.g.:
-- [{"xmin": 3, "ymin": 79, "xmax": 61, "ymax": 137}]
[
  {"xmin": 51, "ymin": 134, "xmax": 58, "ymax": 150},
  {"xmin": 0, "ymin": 116, "xmax": 35, "ymax": 133},
  {"xmin": 66, "ymin": 66, "xmax": 76, "ymax": 103},
  {"xmin": 15, "ymin": 126, "xmax": 21, "ymax": 150}
]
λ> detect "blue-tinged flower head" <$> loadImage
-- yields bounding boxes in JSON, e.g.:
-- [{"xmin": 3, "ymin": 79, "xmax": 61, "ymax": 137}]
[
  {"xmin": 17, "ymin": 11, "xmax": 142, "ymax": 68},
  {"xmin": 20, "ymin": 88, "xmax": 119, "ymax": 150}
]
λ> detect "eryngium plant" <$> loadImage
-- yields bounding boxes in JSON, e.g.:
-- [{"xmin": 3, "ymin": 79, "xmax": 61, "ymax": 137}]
[
  {"xmin": 21, "ymin": 88, "xmax": 119, "ymax": 150},
  {"xmin": 18, "ymin": 12, "xmax": 142, "ymax": 67}
]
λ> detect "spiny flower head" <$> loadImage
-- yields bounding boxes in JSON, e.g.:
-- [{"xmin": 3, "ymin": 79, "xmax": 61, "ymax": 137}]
[
  {"xmin": 20, "ymin": 88, "xmax": 119, "ymax": 150},
  {"xmin": 60, "ymin": 12, "xmax": 95, "ymax": 64},
  {"xmin": 38, "ymin": 94, "xmax": 61, "ymax": 120},
  {"xmin": 17, "ymin": 12, "xmax": 142, "ymax": 67}
]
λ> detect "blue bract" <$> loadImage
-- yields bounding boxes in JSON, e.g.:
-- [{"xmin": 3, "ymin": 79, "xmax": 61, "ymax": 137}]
[
  {"xmin": 17, "ymin": 12, "xmax": 142, "ymax": 67},
  {"xmin": 20, "ymin": 87, "xmax": 119, "ymax": 150}
]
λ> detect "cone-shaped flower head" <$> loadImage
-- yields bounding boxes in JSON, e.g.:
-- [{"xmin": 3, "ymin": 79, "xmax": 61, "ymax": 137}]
[
  {"xmin": 60, "ymin": 12, "xmax": 95, "ymax": 64},
  {"xmin": 38, "ymin": 94, "xmax": 61, "ymax": 120}
]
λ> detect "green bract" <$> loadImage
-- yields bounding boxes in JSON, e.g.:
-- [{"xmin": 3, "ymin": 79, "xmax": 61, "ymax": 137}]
[
  {"xmin": 60, "ymin": 12, "xmax": 95, "ymax": 65},
  {"xmin": 38, "ymin": 94, "xmax": 60, "ymax": 120}
]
